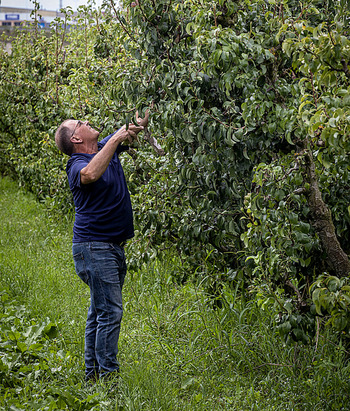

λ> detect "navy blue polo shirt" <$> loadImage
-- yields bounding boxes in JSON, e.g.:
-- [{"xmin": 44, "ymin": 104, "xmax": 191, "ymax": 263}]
[{"xmin": 66, "ymin": 132, "xmax": 134, "ymax": 244}]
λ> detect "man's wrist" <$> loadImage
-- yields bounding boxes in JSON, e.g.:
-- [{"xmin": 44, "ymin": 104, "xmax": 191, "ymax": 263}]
[{"xmin": 110, "ymin": 133, "xmax": 124, "ymax": 146}]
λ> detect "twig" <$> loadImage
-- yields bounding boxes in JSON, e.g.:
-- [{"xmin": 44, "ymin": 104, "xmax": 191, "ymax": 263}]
[
  {"xmin": 57, "ymin": 15, "xmax": 67, "ymax": 58},
  {"xmin": 309, "ymin": 70, "xmax": 318, "ymax": 109},
  {"xmin": 341, "ymin": 59, "xmax": 350, "ymax": 79},
  {"xmin": 282, "ymin": 163, "xmax": 299, "ymax": 180},
  {"xmin": 327, "ymin": 21, "xmax": 336, "ymax": 46},
  {"xmin": 294, "ymin": 0, "xmax": 314, "ymax": 22},
  {"xmin": 77, "ymin": 84, "xmax": 83, "ymax": 115},
  {"xmin": 280, "ymin": 2, "xmax": 285, "ymax": 23},
  {"xmin": 143, "ymin": 128, "xmax": 166, "ymax": 156},
  {"xmin": 110, "ymin": 0, "xmax": 138, "ymax": 43},
  {"xmin": 285, "ymin": 279, "xmax": 303, "ymax": 307}
]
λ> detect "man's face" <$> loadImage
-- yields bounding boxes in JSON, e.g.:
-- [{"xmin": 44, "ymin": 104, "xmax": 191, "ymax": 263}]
[{"xmin": 68, "ymin": 119, "xmax": 100, "ymax": 143}]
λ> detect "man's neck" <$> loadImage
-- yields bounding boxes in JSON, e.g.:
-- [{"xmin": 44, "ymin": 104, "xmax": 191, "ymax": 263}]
[{"xmin": 74, "ymin": 141, "xmax": 98, "ymax": 154}]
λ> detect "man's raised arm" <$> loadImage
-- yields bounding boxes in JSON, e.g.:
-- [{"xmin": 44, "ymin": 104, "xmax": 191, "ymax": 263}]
[{"xmin": 80, "ymin": 124, "xmax": 143, "ymax": 184}]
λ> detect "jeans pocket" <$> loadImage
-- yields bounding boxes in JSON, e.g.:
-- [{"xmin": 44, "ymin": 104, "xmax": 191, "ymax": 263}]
[
  {"xmin": 90, "ymin": 242, "xmax": 113, "ymax": 252},
  {"xmin": 73, "ymin": 251, "xmax": 89, "ymax": 285}
]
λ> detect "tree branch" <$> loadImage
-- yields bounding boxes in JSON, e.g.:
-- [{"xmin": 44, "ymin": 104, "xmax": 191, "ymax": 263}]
[
  {"xmin": 143, "ymin": 128, "xmax": 165, "ymax": 156},
  {"xmin": 304, "ymin": 151, "xmax": 350, "ymax": 277},
  {"xmin": 341, "ymin": 58, "xmax": 350, "ymax": 79},
  {"xmin": 110, "ymin": 0, "xmax": 138, "ymax": 43}
]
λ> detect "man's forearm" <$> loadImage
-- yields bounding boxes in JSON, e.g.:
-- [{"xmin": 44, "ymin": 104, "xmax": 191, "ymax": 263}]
[
  {"xmin": 80, "ymin": 134, "xmax": 122, "ymax": 184},
  {"xmin": 79, "ymin": 123, "xmax": 143, "ymax": 184}
]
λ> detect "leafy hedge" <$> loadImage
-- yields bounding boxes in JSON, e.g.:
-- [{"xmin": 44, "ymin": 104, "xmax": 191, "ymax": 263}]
[{"xmin": 1, "ymin": 0, "xmax": 350, "ymax": 342}]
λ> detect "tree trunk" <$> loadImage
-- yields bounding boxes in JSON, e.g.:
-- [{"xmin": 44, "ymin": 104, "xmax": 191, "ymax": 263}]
[{"xmin": 304, "ymin": 151, "xmax": 350, "ymax": 277}]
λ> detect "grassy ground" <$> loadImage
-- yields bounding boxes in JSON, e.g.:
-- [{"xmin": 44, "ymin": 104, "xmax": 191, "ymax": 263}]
[{"xmin": 0, "ymin": 176, "xmax": 349, "ymax": 410}]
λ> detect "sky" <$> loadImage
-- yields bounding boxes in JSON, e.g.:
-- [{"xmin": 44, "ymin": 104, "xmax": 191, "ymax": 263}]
[{"xmin": 0, "ymin": 0, "xmax": 103, "ymax": 11}]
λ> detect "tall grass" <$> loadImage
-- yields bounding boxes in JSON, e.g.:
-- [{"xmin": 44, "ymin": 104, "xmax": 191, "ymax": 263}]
[{"xmin": 0, "ymin": 176, "xmax": 349, "ymax": 410}]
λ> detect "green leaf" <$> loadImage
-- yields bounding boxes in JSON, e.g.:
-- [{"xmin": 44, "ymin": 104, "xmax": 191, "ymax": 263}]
[
  {"xmin": 326, "ymin": 276, "xmax": 340, "ymax": 292},
  {"xmin": 17, "ymin": 341, "xmax": 28, "ymax": 353}
]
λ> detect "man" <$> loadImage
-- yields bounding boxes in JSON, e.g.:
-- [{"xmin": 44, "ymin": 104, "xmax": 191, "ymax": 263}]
[{"xmin": 54, "ymin": 113, "xmax": 148, "ymax": 382}]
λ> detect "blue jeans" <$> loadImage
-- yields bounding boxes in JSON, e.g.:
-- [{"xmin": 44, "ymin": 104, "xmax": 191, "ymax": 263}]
[{"xmin": 72, "ymin": 242, "xmax": 127, "ymax": 379}]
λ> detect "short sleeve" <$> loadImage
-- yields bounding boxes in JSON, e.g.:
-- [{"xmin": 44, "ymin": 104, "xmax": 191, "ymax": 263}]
[
  {"xmin": 98, "ymin": 132, "xmax": 115, "ymax": 148},
  {"xmin": 98, "ymin": 130, "xmax": 129, "ymax": 155},
  {"xmin": 66, "ymin": 156, "xmax": 90, "ymax": 189}
]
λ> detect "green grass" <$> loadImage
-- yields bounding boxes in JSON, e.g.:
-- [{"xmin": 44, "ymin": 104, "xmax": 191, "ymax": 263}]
[{"xmin": 0, "ymin": 176, "xmax": 349, "ymax": 410}]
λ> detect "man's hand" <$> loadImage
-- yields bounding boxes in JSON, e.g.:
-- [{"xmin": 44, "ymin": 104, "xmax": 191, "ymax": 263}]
[
  {"xmin": 136, "ymin": 109, "xmax": 150, "ymax": 128},
  {"xmin": 116, "ymin": 123, "xmax": 143, "ymax": 144}
]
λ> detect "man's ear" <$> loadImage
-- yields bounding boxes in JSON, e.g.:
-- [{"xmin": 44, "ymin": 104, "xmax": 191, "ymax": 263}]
[{"xmin": 71, "ymin": 135, "xmax": 83, "ymax": 144}]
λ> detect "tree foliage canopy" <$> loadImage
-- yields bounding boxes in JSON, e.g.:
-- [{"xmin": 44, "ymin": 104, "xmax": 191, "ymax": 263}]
[{"xmin": 1, "ymin": 0, "xmax": 350, "ymax": 342}]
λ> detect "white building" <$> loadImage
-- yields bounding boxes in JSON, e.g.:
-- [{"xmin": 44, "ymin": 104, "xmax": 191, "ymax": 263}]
[{"xmin": 0, "ymin": 6, "xmax": 69, "ymax": 29}]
